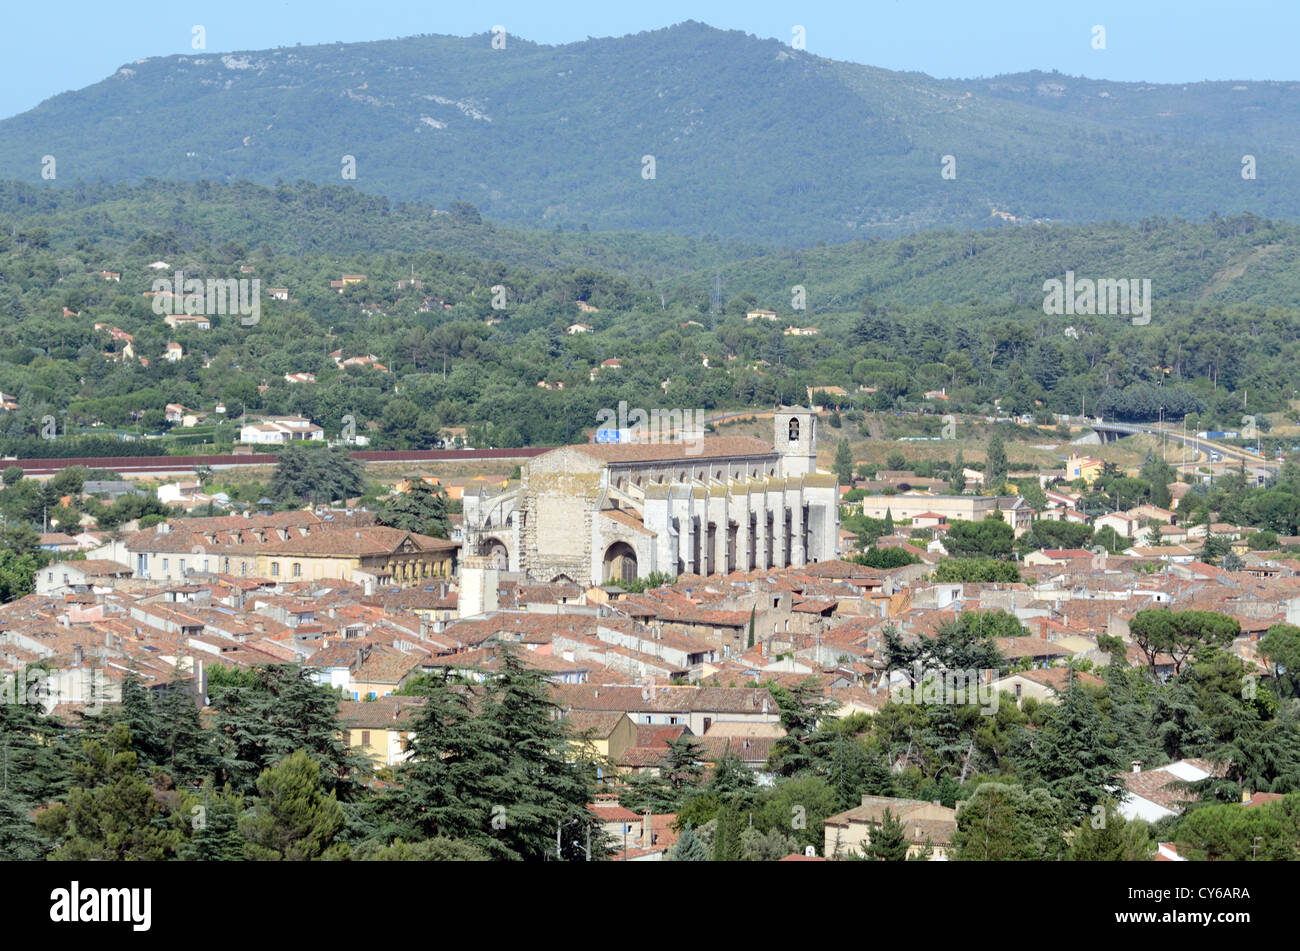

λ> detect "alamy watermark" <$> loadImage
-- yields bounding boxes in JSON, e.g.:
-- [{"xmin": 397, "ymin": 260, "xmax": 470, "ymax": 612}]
[
  {"xmin": 889, "ymin": 663, "xmax": 999, "ymax": 715},
  {"xmin": 151, "ymin": 270, "xmax": 261, "ymax": 326},
  {"xmin": 595, "ymin": 401, "xmax": 706, "ymax": 455},
  {"xmin": 2, "ymin": 665, "xmax": 107, "ymax": 715},
  {"xmin": 1043, "ymin": 271, "xmax": 1150, "ymax": 325}
]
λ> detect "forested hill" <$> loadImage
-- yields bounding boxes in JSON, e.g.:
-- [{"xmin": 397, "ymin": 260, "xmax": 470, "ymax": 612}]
[
  {"xmin": 4, "ymin": 183, "xmax": 1298, "ymax": 307},
  {"xmin": 680, "ymin": 212, "xmax": 1300, "ymax": 313},
  {"xmin": 1, "ymin": 22, "xmax": 1297, "ymax": 244},
  {"xmin": 0, "ymin": 180, "xmax": 765, "ymax": 281}
]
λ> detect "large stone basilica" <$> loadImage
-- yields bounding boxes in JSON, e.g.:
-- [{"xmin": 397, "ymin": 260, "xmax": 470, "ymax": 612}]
[{"xmin": 463, "ymin": 408, "xmax": 840, "ymax": 585}]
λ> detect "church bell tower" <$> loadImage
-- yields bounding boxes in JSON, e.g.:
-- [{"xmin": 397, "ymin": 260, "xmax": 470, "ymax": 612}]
[{"xmin": 774, "ymin": 406, "xmax": 817, "ymax": 477}]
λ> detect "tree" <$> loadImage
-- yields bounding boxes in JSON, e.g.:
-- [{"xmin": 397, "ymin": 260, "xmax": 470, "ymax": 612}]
[
  {"xmin": 707, "ymin": 749, "xmax": 759, "ymax": 809},
  {"xmin": 1069, "ymin": 801, "xmax": 1153, "ymax": 861},
  {"xmin": 883, "ymin": 508, "xmax": 895, "ymax": 535},
  {"xmin": 767, "ymin": 679, "xmax": 838, "ymax": 777},
  {"xmin": 462, "ymin": 645, "xmax": 604, "ymax": 860},
  {"xmin": 209, "ymin": 664, "xmax": 369, "ymax": 798},
  {"xmin": 1019, "ymin": 670, "xmax": 1125, "ymax": 819},
  {"xmin": 240, "ymin": 749, "xmax": 345, "ymax": 860},
  {"xmin": 712, "ymin": 804, "xmax": 743, "ymax": 861},
  {"xmin": 950, "ymin": 451, "xmax": 966, "ymax": 493},
  {"xmin": 154, "ymin": 677, "xmax": 212, "ymax": 784},
  {"xmin": 852, "ymin": 546, "xmax": 921, "ymax": 569},
  {"xmin": 390, "ymin": 672, "xmax": 486, "ymax": 841},
  {"xmin": 985, "ymin": 432, "xmax": 1008, "ymax": 489},
  {"xmin": 2, "ymin": 465, "xmax": 23, "ymax": 487},
  {"xmin": 351, "ymin": 837, "xmax": 489, "ymax": 861},
  {"xmin": 179, "ymin": 783, "xmax": 248, "ymax": 862},
  {"xmin": 1140, "ymin": 454, "xmax": 1176, "ymax": 509},
  {"xmin": 662, "ymin": 735, "xmax": 705, "ymax": 794},
  {"xmin": 1260, "ymin": 623, "xmax": 1300, "ymax": 698},
  {"xmin": 1026, "ymin": 518, "xmax": 1093, "ymax": 552},
  {"xmin": 34, "ymin": 725, "xmax": 183, "ymax": 860},
  {"xmin": 377, "ymin": 479, "xmax": 450, "ymax": 538},
  {"xmin": 670, "ymin": 820, "xmax": 709, "ymax": 861},
  {"xmin": 951, "ymin": 782, "xmax": 1065, "ymax": 861},
  {"xmin": 0, "ymin": 548, "xmax": 46, "ymax": 603},
  {"xmin": 0, "ymin": 788, "xmax": 47, "ymax": 860},
  {"xmin": 864, "ymin": 807, "xmax": 909, "ymax": 860},
  {"xmin": 833, "ymin": 439, "xmax": 853, "ymax": 486},
  {"xmin": 755, "ymin": 775, "xmax": 837, "ymax": 853},
  {"xmin": 1091, "ymin": 524, "xmax": 1126, "ymax": 554},
  {"xmin": 1129, "ymin": 610, "xmax": 1241, "ymax": 676},
  {"xmin": 740, "ymin": 825, "xmax": 799, "ymax": 861},
  {"xmin": 925, "ymin": 610, "xmax": 1014, "ymax": 673},
  {"xmin": 1175, "ymin": 798, "xmax": 1297, "ymax": 861},
  {"xmin": 933, "ymin": 557, "xmax": 1021, "ymax": 583},
  {"xmin": 943, "ymin": 515, "xmax": 1014, "ymax": 559},
  {"xmin": 268, "ymin": 444, "xmax": 364, "ymax": 507}
]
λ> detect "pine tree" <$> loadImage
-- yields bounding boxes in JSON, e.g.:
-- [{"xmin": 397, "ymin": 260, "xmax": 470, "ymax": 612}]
[
  {"xmin": 671, "ymin": 820, "xmax": 709, "ymax": 861},
  {"xmin": 391, "ymin": 673, "xmax": 487, "ymax": 842},
  {"xmin": 154, "ymin": 676, "xmax": 211, "ymax": 785},
  {"xmin": 210, "ymin": 664, "xmax": 370, "ymax": 799},
  {"xmin": 864, "ymin": 808, "xmax": 909, "ymax": 861},
  {"xmin": 662, "ymin": 735, "xmax": 704, "ymax": 795},
  {"xmin": 240, "ymin": 749, "xmax": 345, "ymax": 861},
  {"xmin": 884, "ymin": 508, "xmax": 895, "ymax": 535},
  {"xmin": 1021, "ymin": 670, "xmax": 1125, "ymax": 820},
  {"xmin": 950, "ymin": 451, "xmax": 966, "ymax": 493},
  {"xmin": 116, "ymin": 670, "xmax": 165, "ymax": 767},
  {"xmin": 1069, "ymin": 801, "xmax": 1152, "ymax": 861},
  {"xmin": 34, "ymin": 725, "xmax": 183, "ymax": 860},
  {"xmin": 0, "ymin": 786, "xmax": 47, "ymax": 860},
  {"xmin": 467, "ymin": 645, "xmax": 603, "ymax": 860},
  {"xmin": 180, "ymin": 783, "xmax": 247, "ymax": 861},
  {"xmin": 377, "ymin": 479, "xmax": 451, "ymax": 538},
  {"xmin": 747, "ymin": 607, "xmax": 755, "ymax": 650}
]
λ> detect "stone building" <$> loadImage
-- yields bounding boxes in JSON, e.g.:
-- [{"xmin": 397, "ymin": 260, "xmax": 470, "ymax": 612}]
[{"xmin": 463, "ymin": 408, "xmax": 839, "ymax": 585}]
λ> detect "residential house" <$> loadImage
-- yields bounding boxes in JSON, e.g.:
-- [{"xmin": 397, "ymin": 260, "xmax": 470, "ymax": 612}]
[
  {"xmin": 824, "ymin": 795, "xmax": 957, "ymax": 860},
  {"xmin": 239, "ymin": 417, "xmax": 325, "ymax": 444}
]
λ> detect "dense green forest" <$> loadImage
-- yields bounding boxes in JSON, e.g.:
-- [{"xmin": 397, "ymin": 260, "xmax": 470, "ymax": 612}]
[
  {"xmin": 2, "ymin": 23, "xmax": 1298, "ymax": 243},
  {"xmin": 0, "ymin": 184, "xmax": 1296, "ymax": 457}
]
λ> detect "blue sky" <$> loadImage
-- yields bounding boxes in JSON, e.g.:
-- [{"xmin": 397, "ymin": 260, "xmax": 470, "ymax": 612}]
[{"xmin": 0, "ymin": 0, "xmax": 1291, "ymax": 120}]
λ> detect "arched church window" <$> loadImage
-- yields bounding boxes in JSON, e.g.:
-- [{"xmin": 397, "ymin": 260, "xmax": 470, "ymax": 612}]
[{"xmin": 788, "ymin": 418, "xmax": 800, "ymax": 442}]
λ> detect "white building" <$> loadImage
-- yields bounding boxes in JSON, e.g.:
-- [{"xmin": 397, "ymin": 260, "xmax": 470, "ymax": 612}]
[{"xmin": 239, "ymin": 417, "xmax": 325, "ymax": 444}]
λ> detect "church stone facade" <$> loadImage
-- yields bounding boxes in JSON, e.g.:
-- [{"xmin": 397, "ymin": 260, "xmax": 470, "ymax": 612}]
[{"xmin": 463, "ymin": 408, "xmax": 839, "ymax": 585}]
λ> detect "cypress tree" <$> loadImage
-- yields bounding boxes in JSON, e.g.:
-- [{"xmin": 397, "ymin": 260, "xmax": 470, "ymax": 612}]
[{"xmin": 712, "ymin": 805, "xmax": 742, "ymax": 861}]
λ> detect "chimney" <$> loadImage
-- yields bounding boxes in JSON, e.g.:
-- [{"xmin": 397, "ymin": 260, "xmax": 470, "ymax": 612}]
[{"xmin": 1132, "ymin": 760, "xmax": 1142, "ymax": 774}]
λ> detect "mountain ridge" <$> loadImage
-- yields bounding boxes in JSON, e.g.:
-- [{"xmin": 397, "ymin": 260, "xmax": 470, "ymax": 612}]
[{"xmin": 1, "ymin": 22, "xmax": 1296, "ymax": 244}]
